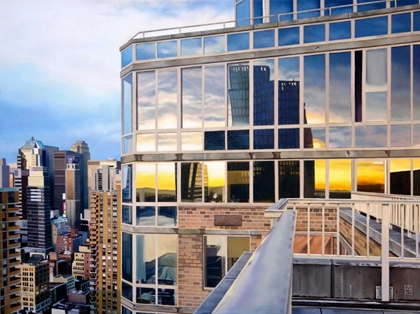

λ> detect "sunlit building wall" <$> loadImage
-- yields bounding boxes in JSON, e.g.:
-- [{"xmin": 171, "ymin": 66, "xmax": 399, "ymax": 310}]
[
  {"xmin": 0, "ymin": 188, "xmax": 21, "ymax": 313},
  {"xmin": 120, "ymin": 1, "xmax": 420, "ymax": 313}
]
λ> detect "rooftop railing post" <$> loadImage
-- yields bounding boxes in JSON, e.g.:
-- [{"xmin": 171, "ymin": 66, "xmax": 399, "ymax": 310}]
[{"xmin": 381, "ymin": 203, "xmax": 390, "ymax": 302}]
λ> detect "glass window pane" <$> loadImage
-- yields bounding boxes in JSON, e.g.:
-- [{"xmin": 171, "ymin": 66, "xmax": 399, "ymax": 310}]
[
  {"xmin": 253, "ymin": 30, "xmax": 275, "ymax": 49},
  {"xmin": 330, "ymin": 52, "xmax": 351, "ymax": 122},
  {"xmin": 329, "ymin": 126, "xmax": 351, "ymax": 148},
  {"xmin": 392, "ymin": 13, "xmax": 411, "ymax": 34},
  {"xmin": 297, "ymin": 0, "xmax": 321, "ymax": 19},
  {"xmin": 390, "ymin": 159, "xmax": 411, "ymax": 195},
  {"xmin": 415, "ymin": 45, "xmax": 420, "ymax": 120},
  {"xmin": 122, "ymin": 74, "xmax": 132, "ymax": 135},
  {"xmin": 355, "ymin": 16, "xmax": 388, "ymax": 37},
  {"xmin": 254, "ymin": 129, "xmax": 274, "ymax": 149},
  {"xmin": 157, "ymin": 40, "xmax": 177, "ymax": 59},
  {"xmin": 270, "ymin": 0, "xmax": 293, "ymax": 22},
  {"xmin": 253, "ymin": 161, "xmax": 275, "ymax": 203},
  {"xmin": 395, "ymin": 0, "xmax": 418, "ymax": 6},
  {"xmin": 122, "ymin": 306, "xmax": 132, "ymax": 314},
  {"xmin": 181, "ymin": 132, "xmax": 202, "ymax": 151},
  {"xmin": 204, "ymin": 66, "xmax": 226, "ymax": 128},
  {"xmin": 227, "ymin": 130, "xmax": 249, "ymax": 150},
  {"xmin": 254, "ymin": 59, "xmax": 274, "ymax": 125},
  {"xmin": 391, "ymin": 46, "xmax": 411, "ymax": 121},
  {"xmin": 227, "ymin": 162, "xmax": 249, "ymax": 202},
  {"xmin": 279, "ymin": 160, "xmax": 300, "ymax": 198},
  {"xmin": 355, "ymin": 125, "xmax": 387, "ymax": 147},
  {"xmin": 136, "ymin": 206, "xmax": 155, "ymax": 226},
  {"xmin": 122, "ymin": 281, "xmax": 133, "ymax": 301},
  {"xmin": 182, "ymin": 67, "xmax": 203, "ymax": 128},
  {"xmin": 181, "ymin": 162, "xmax": 204, "ymax": 202},
  {"xmin": 205, "ymin": 235, "xmax": 225, "ymax": 288},
  {"xmin": 414, "ymin": 159, "xmax": 420, "ymax": 196},
  {"xmin": 227, "ymin": 33, "xmax": 250, "ymax": 52},
  {"xmin": 122, "ymin": 205, "xmax": 132, "ymax": 224},
  {"xmin": 228, "ymin": 63, "xmax": 249, "ymax": 126},
  {"xmin": 136, "ymin": 234, "xmax": 155, "ymax": 284},
  {"xmin": 136, "ymin": 287, "xmax": 155, "ymax": 304},
  {"xmin": 122, "ymin": 46, "xmax": 132, "ymax": 68},
  {"xmin": 122, "ymin": 165, "xmax": 132, "ymax": 203},
  {"xmin": 138, "ymin": 71, "xmax": 156, "ymax": 131},
  {"xmin": 137, "ymin": 134, "xmax": 156, "ymax": 152},
  {"xmin": 278, "ymin": 57, "xmax": 300, "ymax": 125},
  {"xmin": 278, "ymin": 27, "xmax": 300, "ymax": 46},
  {"xmin": 157, "ymin": 235, "xmax": 177, "ymax": 285},
  {"xmin": 181, "ymin": 38, "xmax": 202, "ymax": 56},
  {"xmin": 157, "ymin": 133, "xmax": 177, "ymax": 152},
  {"xmin": 325, "ymin": 0, "xmax": 353, "ymax": 15},
  {"xmin": 279, "ymin": 128, "xmax": 299, "ymax": 149},
  {"xmin": 329, "ymin": 160, "xmax": 351, "ymax": 199},
  {"xmin": 366, "ymin": 92, "xmax": 387, "ymax": 121},
  {"xmin": 158, "ymin": 70, "xmax": 177, "ymax": 129},
  {"xmin": 304, "ymin": 160, "xmax": 325, "ymax": 198},
  {"xmin": 311, "ymin": 127, "xmax": 325, "ymax": 149},
  {"xmin": 157, "ymin": 163, "xmax": 176, "ymax": 202},
  {"xmin": 391, "ymin": 124, "xmax": 410, "ymax": 147},
  {"xmin": 136, "ymin": 43, "xmax": 155, "ymax": 61},
  {"xmin": 204, "ymin": 36, "xmax": 225, "ymax": 54},
  {"xmin": 236, "ymin": 0, "xmax": 250, "ymax": 26},
  {"xmin": 123, "ymin": 136, "xmax": 133, "ymax": 155},
  {"xmin": 304, "ymin": 24, "xmax": 325, "ymax": 44},
  {"xmin": 357, "ymin": 0, "xmax": 386, "ymax": 12},
  {"xmin": 158, "ymin": 206, "xmax": 177, "ymax": 226},
  {"xmin": 206, "ymin": 161, "xmax": 226, "ymax": 203},
  {"xmin": 415, "ymin": 12, "xmax": 420, "ymax": 31},
  {"xmin": 329, "ymin": 21, "xmax": 351, "ymax": 41},
  {"xmin": 357, "ymin": 160, "xmax": 384, "ymax": 193},
  {"xmin": 136, "ymin": 163, "xmax": 155, "ymax": 202},
  {"xmin": 227, "ymin": 237, "xmax": 250, "ymax": 270},
  {"xmin": 304, "ymin": 54, "xmax": 326, "ymax": 124},
  {"xmin": 204, "ymin": 131, "xmax": 225, "ymax": 150},
  {"xmin": 122, "ymin": 232, "xmax": 133, "ymax": 282},
  {"xmin": 253, "ymin": 0, "xmax": 263, "ymax": 24},
  {"xmin": 414, "ymin": 124, "xmax": 420, "ymax": 146}
]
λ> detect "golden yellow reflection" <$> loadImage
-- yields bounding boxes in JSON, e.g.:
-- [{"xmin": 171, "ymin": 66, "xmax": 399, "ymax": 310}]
[
  {"xmin": 329, "ymin": 160, "xmax": 351, "ymax": 192},
  {"xmin": 414, "ymin": 159, "xmax": 420, "ymax": 170},
  {"xmin": 357, "ymin": 160, "xmax": 384, "ymax": 192},
  {"xmin": 313, "ymin": 138, "xmax": 326, "ymax": 149},
  {"xmin": 157, "ymin": 163, "xmax": 176, "ymax": 191},
  {"xmin": 136, "ymin": 163, "xmax": 155, "ymax": 189},
  {"xmin": 315, "ymin": 160, "xmax": 326, "ymax": 190},
  {"xmin": 390, "ymin": 159, "xmax": 410, "ymax": 172},
  {"xmin": 206, "ymin": 162, "xmax": 226, "ymax": 187}
]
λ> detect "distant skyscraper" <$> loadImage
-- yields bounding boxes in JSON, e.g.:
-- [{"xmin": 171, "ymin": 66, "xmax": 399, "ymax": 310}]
[
  {"xmin": 65, "ymin": 159, "xmax": 82, "ymax": 230},
  {"xmin": 26, "ymin": 166, "xmax": 53, "ymax": 254},
  {"xmin": 70, "ymin": 140, "xmax": 90, "ymax": 209},
  {"xmin": 0, "ymin": 187, "xmax": 21, "ymax": 313},
  {"xmin": 89, "ymin": 168, "xmax": 121, "ymax": 314},
  {"xmin": 0, "ymin": 158, "xmax": 9, "ymax": 187},
  {"xmin": 91, "ymin": 164, "xmax": 120, "ymax": 191}
]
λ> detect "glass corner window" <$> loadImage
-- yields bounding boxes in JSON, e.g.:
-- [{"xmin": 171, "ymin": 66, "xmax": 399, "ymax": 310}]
[
  {"xmin": 122, "ymin": 46, "xmax": 132, "ymax": 68},
  {"xmin": 136, "ymin": 42, "xmax": 156, "ymax": 61}
]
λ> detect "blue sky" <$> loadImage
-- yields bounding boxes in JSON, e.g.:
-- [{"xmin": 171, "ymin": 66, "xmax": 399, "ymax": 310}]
[{"xmin": 0, "ymin": 0, "xmax": 233, "ymax": 164}]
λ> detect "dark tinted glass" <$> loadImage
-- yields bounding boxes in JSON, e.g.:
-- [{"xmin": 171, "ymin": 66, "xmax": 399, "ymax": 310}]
[
  {"xmin": 392, "ymin": 13, "xmax": 411, "ymax": 33},
  {"xmin": 355, "ymin": 16, "xmax": 388, "ymax": 37},
  {"xmin": 253, "ymin": 161, "xmax": 275, "ymax": 202},
  {"xmin": 279, "ymin": 128, "xmax": 299, "ymax": 149},
  {"xmin": 279, "ymin": 27, "xmax": 300, "ymax": 46},
  {"xmin": 227, "ymin": 130, "xmax": 249, "ymax": 150},
  {"xmin": 204, "ymin": 131, "xmax": 225, "ymax": 150},
  {"xmin": 329, "ymin": 21, "xmax": 351, "ymax": 41},
  {"xmin": 304, "ymin": 24, "xmax": 325, "ymax": 43},
  {"xmin": 254, "ymin": 129, "xmax": 274, "ymax": 149}
]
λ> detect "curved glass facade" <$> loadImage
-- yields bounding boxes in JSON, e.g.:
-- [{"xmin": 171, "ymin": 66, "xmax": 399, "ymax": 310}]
[{"xmin": 120, "ymin": 3, "xmax": 420, "ymax": 311}]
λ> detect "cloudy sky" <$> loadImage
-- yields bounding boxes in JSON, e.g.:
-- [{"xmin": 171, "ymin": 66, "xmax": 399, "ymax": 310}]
[{"xmin": 0, "ymin": 0, "xmax": 233, "ymax": 163}]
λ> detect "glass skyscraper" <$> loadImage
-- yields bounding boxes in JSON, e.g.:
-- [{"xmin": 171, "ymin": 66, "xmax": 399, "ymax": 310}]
[{"xmin": 120, "ymin": 1, "xmax": 420, "ymax": 312}]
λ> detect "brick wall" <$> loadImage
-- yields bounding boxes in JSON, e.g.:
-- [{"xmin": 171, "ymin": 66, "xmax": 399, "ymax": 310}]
[
  {"xmin": 177, "ymin": 205, "xmax": 270, "ymax": 308},
  {"xmin": 295, "ymin": 207, "xmax": 338, "ymax": 233}
]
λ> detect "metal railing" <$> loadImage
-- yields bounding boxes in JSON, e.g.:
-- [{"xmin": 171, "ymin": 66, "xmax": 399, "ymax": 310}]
[
  {"xmin": 265, "ymin": 197, "xmax": 420, "ymax": 302},
  {"xmin": 130, "ymin": 0, "xmax": 400, "ymax": 40}
]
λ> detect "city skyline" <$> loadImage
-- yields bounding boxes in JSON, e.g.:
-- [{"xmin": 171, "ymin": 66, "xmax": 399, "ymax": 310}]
[{"xmin": 0, "ymin": 0, "xmax": 233, "ymax": 163}]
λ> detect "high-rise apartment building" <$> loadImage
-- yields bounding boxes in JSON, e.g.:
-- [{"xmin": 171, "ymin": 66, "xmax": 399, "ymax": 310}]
[
  {"xmin": 20, "ymin": 254, "xmax": 51, "ymax": 312},
  {"xmin": 89, "ymin": 168, "xmax": 121, "ymax": 314},
  {"xmin": 0, "ymin": 187, "xmax": 21, "ymax": 313},
  {"xmin": 72, "ymin": 243, "xmax": 91, "ymax": 281},
  {"xmin": 120, "ymin": 1, "xmax": 420, "ymax": 313}
]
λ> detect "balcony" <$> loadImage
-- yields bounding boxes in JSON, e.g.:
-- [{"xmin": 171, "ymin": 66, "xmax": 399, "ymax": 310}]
[{"xmin": 196, "ymin": 195, "xmax": 420, "ymax": 313}]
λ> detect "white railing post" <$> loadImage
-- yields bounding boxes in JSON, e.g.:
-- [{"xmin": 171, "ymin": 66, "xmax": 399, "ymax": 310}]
[{"xmin": 381, "ymin": 203, "xmax": 390, "ymax": 302}]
